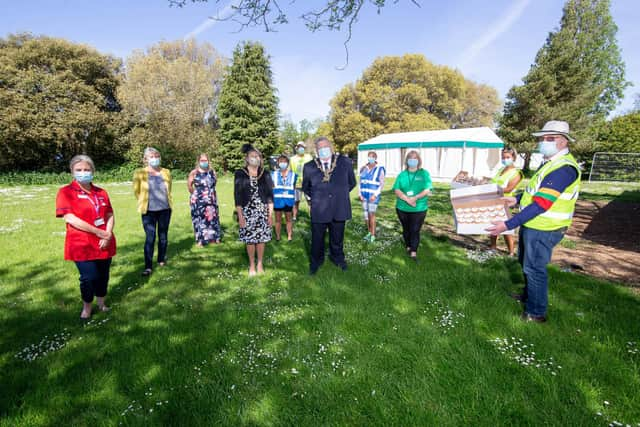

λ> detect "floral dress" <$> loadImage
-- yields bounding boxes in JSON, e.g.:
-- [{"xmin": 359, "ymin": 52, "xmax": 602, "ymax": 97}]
[
  {"xmin": 239, "ymin": 176, "xmax": 271, "ymax": 244},
  {"xmin": 190, "ymin": 170, "xmax": 221, "ymax": 244}
]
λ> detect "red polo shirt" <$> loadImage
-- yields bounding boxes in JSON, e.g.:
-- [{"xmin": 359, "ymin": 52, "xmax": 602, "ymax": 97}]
[{"xmin": 55, "ymin": 181, "xmax": 116, "ymax": 261}]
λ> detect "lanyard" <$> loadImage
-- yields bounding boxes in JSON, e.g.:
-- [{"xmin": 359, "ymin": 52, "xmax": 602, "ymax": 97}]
[
  {"xmin": 279, "ymin": 171, "xmax": 290, "ymax": 186},
  {"xmin": 407, "ymin": 170, "xmax": 418, "ymax": 190},
  {"xmin": 82, "ymin": 190, "xmax": 101, "ymax": 217}
]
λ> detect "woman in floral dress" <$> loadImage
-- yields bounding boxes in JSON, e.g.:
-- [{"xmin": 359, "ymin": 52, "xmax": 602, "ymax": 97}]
[
  {"xmin": 234, "ymin": 144, "xmax": 274, "ymax": 276},
  {"xmin": 188, "ymin": 153, "xmax": 222, "ymax": 246}
]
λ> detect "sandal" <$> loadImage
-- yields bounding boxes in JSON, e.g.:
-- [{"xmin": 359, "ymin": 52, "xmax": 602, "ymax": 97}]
[{"xmin": 98, "ymin": 305, "xmax": 110, "ymax": 312}]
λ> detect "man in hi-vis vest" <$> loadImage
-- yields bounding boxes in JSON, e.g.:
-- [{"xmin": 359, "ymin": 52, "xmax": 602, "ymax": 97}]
[{"xmin": 487, "ymin": 121, "xmax": 581, "ymax": 323}]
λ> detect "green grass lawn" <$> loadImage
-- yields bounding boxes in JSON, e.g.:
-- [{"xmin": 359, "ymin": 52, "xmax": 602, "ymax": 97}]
[{"xmin": 0, "ymin": 177, "xmax": 639, "ymax": 426}]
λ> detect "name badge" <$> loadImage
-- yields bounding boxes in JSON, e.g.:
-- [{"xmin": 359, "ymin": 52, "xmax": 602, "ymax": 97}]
[
  {"xmin": 78, "ymin": 194, "xmax": 89, "ymax": 199},
  {"xmin": 94, "ymin": 217, "xmax": 105, "ymax": 226},
  {"xmin": 406, "ymin": 191, "xmax": 414, "ymax": 196}
]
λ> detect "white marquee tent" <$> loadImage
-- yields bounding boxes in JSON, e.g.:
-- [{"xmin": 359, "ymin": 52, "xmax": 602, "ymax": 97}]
[{"xmin": 357, "ymin": 127, "xmax": 504, "ymax": 180}]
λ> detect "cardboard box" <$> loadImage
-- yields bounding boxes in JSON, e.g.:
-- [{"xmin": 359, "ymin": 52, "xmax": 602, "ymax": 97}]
[{"xmin": 450, "ymin": 184, "xmax": 514, "ymax": 235}]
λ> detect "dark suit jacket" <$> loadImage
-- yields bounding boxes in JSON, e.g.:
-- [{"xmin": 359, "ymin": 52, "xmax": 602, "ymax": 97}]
[{"xmin": 302, "ymin": 155, "xmax": 356, "ymax": 223}]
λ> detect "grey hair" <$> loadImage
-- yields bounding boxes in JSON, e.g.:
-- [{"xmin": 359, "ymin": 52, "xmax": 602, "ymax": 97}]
[
  {"xmin": 143, "ymin": 147, "xmax": 161, "ymax": 161},
  {"xmin": 69, "ymin": 155, "xmax": 95, "ymax": 172},
  {"xmin": 314, "ymin": 136, "xmax": 331, "ymax": 147}
]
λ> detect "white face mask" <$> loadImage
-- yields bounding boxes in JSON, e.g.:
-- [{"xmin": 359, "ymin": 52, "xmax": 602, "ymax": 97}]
[
  {"xmin": 538, "ymin": 141, "xmax": 559, "ymax": 157},
  {"xmin": 318, "ymin": 147, "xmax": 332, "ymax": 159},
  {"xmin": 248, "ymin": 157, "xmax": 260, "ymax": 167},
  {"xmin": 74, "ymin": 171, "xmax": 93, "ymax": 184}
]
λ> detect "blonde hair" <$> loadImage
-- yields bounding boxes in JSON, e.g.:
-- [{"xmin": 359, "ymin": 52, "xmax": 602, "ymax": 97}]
[{"xmin": 405, "ymin": 150, "xmax": 422, "ymax": 169}]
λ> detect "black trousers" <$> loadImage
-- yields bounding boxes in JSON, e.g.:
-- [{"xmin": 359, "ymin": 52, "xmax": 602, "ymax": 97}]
[
  {"xmin": 396, "ymin": 208, "xmax": 427, "ymax": 252},
  {"xmin": 75, "ymin": 258, "xmax": 112, "ymax": 303},
  {"xmin": 310, "ymin": 221, "xmax": 346, "ymax": 271},
  {"xmin": 141, "ymin": 209, "xmax": 171, "ymax": 269}
]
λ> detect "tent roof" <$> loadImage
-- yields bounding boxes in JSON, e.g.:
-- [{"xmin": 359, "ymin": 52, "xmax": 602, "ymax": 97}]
[{"xmin": 357, "ymin": 127, "xmax": 504, "ymax": 150}]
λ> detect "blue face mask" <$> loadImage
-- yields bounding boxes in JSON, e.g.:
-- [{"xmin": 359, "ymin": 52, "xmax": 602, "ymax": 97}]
[
  {"xmin": 538, "ymin": 141, "xmax": 559, "ymax": 157},
  {"xmin": 199, "ymin": 161, "xmax": 209, "ymax": 169},
  {"xmin": 297, "ymin": 147, "xmax": 305, "ymax": 155},
  {"xmin": 407, "ymin": 159, "xmax": 419, "ymax": 169},
  {"xmin": 368, "ymin": 157, "xmax": 376, "ymax": 164},
  {"xmin": 318, "ymin": 147, "xmax": 331, "ymax": 159},
  {"xmin": 149, "ymin": 158, "xmax": 161, "ymax": 168},
  {"xmin": 74, "ymin": 171, "xmax": 93, "ymax": 184},
  {"xmin": 501, "ymin": 159, "xmax": 513, "ymax": 166},
  {"xmin": 279, "ymin": 162, "xmax": 288, "ymax": 170}
]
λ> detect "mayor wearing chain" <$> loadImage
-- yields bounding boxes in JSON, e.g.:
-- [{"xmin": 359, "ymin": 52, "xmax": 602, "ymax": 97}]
[{"xmin": 302, "ymin": 136, "xmax": 356, "ymax": 275}]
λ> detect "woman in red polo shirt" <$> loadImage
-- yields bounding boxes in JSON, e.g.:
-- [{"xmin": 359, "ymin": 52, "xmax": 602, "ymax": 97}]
[{"xmin": 56, "ymin": 155, "xmax": 116, "ymax": 319}]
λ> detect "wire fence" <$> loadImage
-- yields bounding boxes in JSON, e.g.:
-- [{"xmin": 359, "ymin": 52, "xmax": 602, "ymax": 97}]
[{"xmin": 588, "ymin": 152, "xmax": 640, "ymax": 183}]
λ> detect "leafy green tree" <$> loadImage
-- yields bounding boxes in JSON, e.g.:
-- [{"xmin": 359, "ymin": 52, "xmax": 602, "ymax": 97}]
[
  {"xmin": 325, "ymin": 54, "xmax": 499, "ymax": 154},
  {"xmin": 278, "ymin": 119, "xmax": 299, "ymax": 154},
  {"xmin": 277, "ymin": 118, "xmax": 323, "ymax": 155},
  {"xmin": 0, "ymin": 33, "xmax": 125, "ymax": 171},
  {"xmin": 217, "ymin": 41, "xmax": 279, "ymax": 171},
  {"xmin": 118, "ymin": 39, "xmax": 225, "ymax": 170},
  {"xmin": 596, "ymin": 112, "xmax": 640, "ymax": 153},
  {"xmin": 498, "ymin": 0, "xmax": 629, "ymax": 170}
]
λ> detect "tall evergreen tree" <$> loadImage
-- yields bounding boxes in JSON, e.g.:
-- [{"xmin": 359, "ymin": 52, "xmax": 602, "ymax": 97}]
[
  {"xmin": 498, "ymin": 0, "xmax": 629, "ymax": 170},
  {"xmin": 217, "ymin": 41, "xmax": 279, "ymax": 171}
]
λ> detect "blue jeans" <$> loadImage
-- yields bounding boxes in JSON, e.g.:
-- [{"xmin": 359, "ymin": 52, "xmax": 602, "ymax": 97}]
[
  {"xmin": 518, "ymin": 226, "xmax": 564, "ymax": 317},
  {"xmin": 75, "ymin": 258, "xmax": 112, "ymax": 303},
  {"xmin": 141, "ymin": 209, "xmax": 171, "ymax": 270}
]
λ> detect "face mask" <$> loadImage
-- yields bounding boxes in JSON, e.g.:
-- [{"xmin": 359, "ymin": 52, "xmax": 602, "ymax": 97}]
[
  {"xmin": 248, "ymin": 157, "xmax": 260, "ymax": 167},
  {"xmin": 199, "ymin": 161, "xmax": 209, "ymax": 169},
  {"xmin": 297, "ymin": 147, "xmax": 305, "ymax": 155},
  {"xmin": 368, "ymin": 157, "xmax": 376, "ymax": 164},
  {"xmin": 501, "ymin": 159, "xmax": 513, "ymax": 166},
  {"xmin": 407, "ymin": 159, "xmax": 419, "ymax": 168},
  {"xmin": 538, "ymin": 141, "xmax": 559, "ymax": 157},
  {"xmin": 279, "ymin": 162, "xmax": 288, "ymax": 170},
  {"xmin": 318, "ymin": 147, "xmax": 331, "ymax": 159},
  {"xmin": 149, "ymin": 158, "xmax": 161, "ymax": 168},
  {"xmin": 74, "ymin": 171, "xmax": 93, "ymax": 184}
]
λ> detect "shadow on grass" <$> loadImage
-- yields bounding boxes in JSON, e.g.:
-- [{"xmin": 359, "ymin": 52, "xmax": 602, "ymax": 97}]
[{"xmin": 2, "ymin": 207, "xmax": 640, "ymax": 425}]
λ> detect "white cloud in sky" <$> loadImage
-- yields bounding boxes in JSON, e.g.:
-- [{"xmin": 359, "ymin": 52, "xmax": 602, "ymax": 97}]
[
  {"xmin": 183, "ymin": 1, "xmax": 237, "ymax": 40},
  {"xmin": 456, "ymin": 0, "xmax": 532, "ymax": 70},
  {"xmin": 271, "ymin": 56, "xmax": 351, "ymax": 123}
]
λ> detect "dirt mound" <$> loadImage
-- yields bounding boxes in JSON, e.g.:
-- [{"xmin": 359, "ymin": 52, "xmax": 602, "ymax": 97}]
[{"xmin": 427, "ymin": 199, "xmax": 640, "ymax": 287}]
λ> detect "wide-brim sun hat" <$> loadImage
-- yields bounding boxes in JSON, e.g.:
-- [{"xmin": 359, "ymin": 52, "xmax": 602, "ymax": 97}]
[{"xmin": 532, "ymin": 120, "xmax": 575, "ymax": 142}]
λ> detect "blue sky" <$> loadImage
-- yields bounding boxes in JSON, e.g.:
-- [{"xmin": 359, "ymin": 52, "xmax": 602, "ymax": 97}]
[{"xmin": 2, "ymin": 0, "xmax": 639, "ymax": 124}]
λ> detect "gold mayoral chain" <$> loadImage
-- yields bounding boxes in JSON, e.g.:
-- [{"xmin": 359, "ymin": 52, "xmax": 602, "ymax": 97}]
[{"xmin": 315, "ymin": 154, "xmax": 338, "ymax": 183}]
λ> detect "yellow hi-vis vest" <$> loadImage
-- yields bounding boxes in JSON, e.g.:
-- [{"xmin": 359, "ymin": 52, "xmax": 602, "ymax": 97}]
[
  {"xmin": 491, "ymin": 167, "xmax": 524, "ymax": 197},
  {"xmin": 520, "ymin": 153, "xmax": 581, "ymax": 231}
]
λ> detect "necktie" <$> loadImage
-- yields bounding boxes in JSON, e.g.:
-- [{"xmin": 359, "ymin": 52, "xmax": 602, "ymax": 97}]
[{"xmin": 323, "ymin": 162, "xmax": 329, "ymax": 171}]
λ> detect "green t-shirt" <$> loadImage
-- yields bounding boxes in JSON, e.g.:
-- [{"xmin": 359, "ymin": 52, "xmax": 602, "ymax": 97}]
[{"xmin": 392, "ymin": 169, "xmax": 432, "ymax": 212}]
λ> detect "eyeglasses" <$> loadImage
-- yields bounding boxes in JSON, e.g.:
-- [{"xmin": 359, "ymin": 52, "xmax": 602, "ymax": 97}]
[{"xmin": 538, "ymin": 135, "xmax": 561, "ymax": 142}]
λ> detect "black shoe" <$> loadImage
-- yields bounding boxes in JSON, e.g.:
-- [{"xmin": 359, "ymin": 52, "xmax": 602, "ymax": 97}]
[
  {"xmin": 142, "ymin": 268, "xmax": 152, "ymax": 276},
  {"xmin": 309, "ymin": 267, "xmax": 318, "ymax": 276},
  {"xmin": 510, "ymin": 292, "xmax": 526, "ymax": 302},
  {"xmin": 520, "ymin": 312, "xmax": 546, "ymax": 323},
  {"xmin": 338, "ymin": 264, "xmax": 348, "ymax": 271}
]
